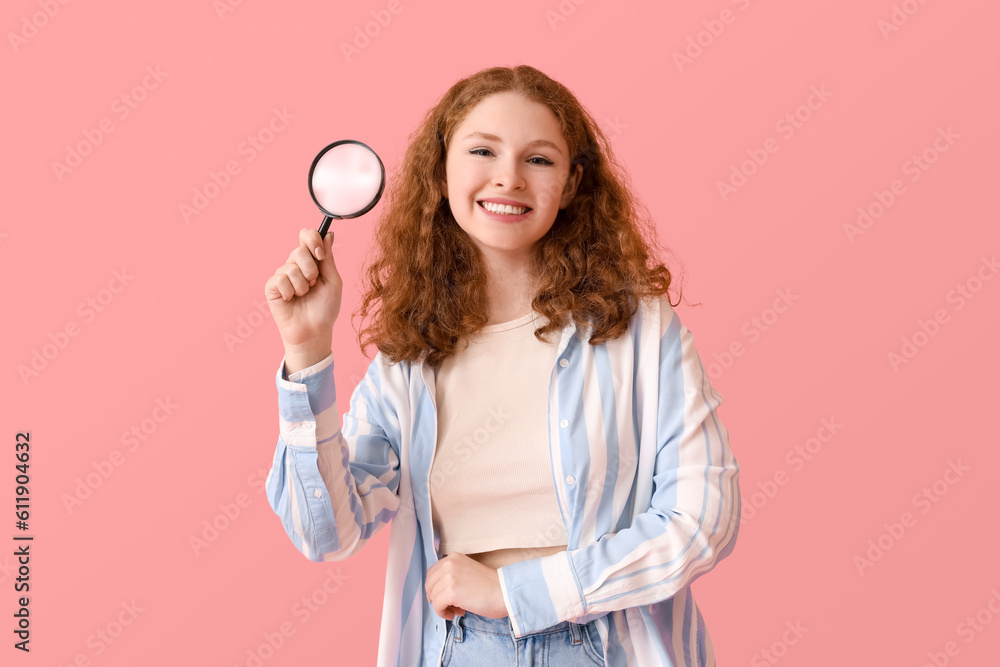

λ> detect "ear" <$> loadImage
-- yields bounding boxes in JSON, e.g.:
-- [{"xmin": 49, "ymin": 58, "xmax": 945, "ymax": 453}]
[
  {"xmin": 438, "ymin": 177, "xmax": 448, "ymax": 200},
  {"xmin": 559, "ymin": 163, "xmax": 584, "ymax": 209}
]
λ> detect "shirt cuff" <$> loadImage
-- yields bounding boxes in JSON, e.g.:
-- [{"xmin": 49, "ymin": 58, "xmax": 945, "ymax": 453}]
[
  {"xmin": 280, "ymin": 352, "xmax": 334, "ymax": 384},
  {"xmin": 497, "ymin": 550, "xmax": 585, "ymax": 638},
  {"xmin": 275, "ymin": 353, "xmax": 337, "ymax": 444}
]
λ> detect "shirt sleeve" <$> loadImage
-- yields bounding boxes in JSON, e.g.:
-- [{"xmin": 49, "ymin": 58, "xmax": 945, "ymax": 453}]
[
  {"xmin": 496, "ymin": 317, "xmax": 742, "ymax": 637},
  {"xmin": 265, "ymin": 350, "xmax": 403, "ymax": 563}
]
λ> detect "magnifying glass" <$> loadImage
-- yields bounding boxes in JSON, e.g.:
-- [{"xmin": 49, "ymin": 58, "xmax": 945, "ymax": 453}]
[{"xmin": 308, "ymin": 139, "xmax": 386, "ymax": 239}]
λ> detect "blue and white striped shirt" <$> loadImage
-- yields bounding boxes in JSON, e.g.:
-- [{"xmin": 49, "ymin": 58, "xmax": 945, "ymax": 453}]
[{"xmin": 265, "ymin": 293, "xmax": 741, "ymax": 666}]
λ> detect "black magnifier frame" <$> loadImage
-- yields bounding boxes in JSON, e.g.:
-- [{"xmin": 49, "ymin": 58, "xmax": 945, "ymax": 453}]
[{"xmin": 308, "ymin": 139, "xmax": 386, "ymax": 239}]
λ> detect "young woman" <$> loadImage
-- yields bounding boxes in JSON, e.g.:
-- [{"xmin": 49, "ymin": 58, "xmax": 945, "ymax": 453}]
[{"xmin": 263, "ymin": 65, "xmax": 741, "ymax": 666}]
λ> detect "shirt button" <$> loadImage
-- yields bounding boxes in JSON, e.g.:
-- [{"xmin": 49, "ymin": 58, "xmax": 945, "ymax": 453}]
[
  {"xmin": 313, "ymin": 489, "xmax": 322, "ymax": 498},
  {"xmin": 566, "ymin": 475, "xmax": 576, "ymax": 484},
  {"xmin": 560, "ymin": 419, "xmax": 569, "ymax": 428},
  {"xmin": 435, "ymin": 623, "xmax": 439, "ymax": 632},
  {"xmin": 559, "ymin": 358, "xmax": 569, "ymax": 368}
]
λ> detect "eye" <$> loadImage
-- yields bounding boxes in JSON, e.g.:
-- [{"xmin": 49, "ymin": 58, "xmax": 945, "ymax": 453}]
[{"xmin": 469, "ymin": 148, "xmax": 554, "ymax": 166}]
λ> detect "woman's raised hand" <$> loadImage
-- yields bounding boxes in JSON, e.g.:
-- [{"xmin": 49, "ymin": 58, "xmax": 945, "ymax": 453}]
[{"xmin": 264, "ymin": 228, "xmax": 342, "ymax": 365}]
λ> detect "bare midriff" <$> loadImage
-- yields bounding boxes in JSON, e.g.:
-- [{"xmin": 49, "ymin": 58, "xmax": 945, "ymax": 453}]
[{"xmin": 463, "ymin": 544, "xmax": 569, "ymax": 571}]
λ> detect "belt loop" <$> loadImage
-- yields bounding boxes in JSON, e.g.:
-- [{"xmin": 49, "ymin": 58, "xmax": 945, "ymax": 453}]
[
  {"xmin": 453, "ymin": 614, "xmax": 465, "ymax": 642},
  {"xmin": 570, "ymin": 621, "xmax": 583, "ymax": 645}
]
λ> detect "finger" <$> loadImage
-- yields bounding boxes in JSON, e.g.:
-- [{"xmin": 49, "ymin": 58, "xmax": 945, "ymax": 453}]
[
  {"xmin": 430, "ymin": 598, "xmax": 448, "ymax": 618},
  {"xmin": 265, "ymin": 274, "xmax": 293, "ymax": 302},
  {"xmin": 316, "ymin": 230, "xmax": 339, "ymax": 283},
  {"xmin": 425, "ymin": 572, "xmax": 437, "ymax": 606},
  {"xmin": 272, "ymin": 274, "xmax": 293, "ymax": 301},
  {"xmin": 298, "ymin": 227, "xmax": 326, "ymax": 261},
  {"xmin": 269, "ymin": 270, "xmax": 303, "ymax": 301},
  {"xmin": 429, "ymin": 580, "xmax": 457, "ymax": 618},
  {"xmin": 439, "ymin": 604, "xmax": 461, "ymax": 622},
  {"xmin": 425, "ymin": 569, "xmax": 446, "ymax": 612},
  {"xmin": 288, "ymin": 246, "xmax": 321, "ymax": 284},
  {"xmin": 280, "ymin": 263, "xmax": 312, "ymax": 297}
]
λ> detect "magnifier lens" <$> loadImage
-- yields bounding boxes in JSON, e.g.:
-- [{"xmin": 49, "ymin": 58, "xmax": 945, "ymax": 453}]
[{"xmin": 311, "ymin": 142, "xmax": 383, "ymax": 217}]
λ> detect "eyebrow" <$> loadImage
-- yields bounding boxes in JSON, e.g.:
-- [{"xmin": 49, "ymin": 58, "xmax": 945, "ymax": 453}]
[{"xmin": 460, "ymin": 131, "xmax": 564, "ymax": 155}]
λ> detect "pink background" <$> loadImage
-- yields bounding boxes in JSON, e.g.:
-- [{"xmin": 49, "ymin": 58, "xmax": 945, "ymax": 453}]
[{"xmin": 3, "ymin": 0, "xmax": 999, "ymax": 665}]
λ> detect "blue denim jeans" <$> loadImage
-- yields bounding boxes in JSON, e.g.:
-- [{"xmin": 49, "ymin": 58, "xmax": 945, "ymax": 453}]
[{"xmin": 440, "ymin": 611, "xmax": 605, "ymax": 666}]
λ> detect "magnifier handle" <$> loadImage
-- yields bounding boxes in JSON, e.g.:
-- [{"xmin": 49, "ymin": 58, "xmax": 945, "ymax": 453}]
[{"xmin": 318, "ymin": 215, "xmax": 334, "ymax": 239}]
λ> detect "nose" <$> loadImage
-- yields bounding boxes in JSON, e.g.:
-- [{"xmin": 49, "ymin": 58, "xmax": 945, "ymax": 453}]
[{"xmin": 491, "ymin": 154, "xmax": 526, "ymax": 190}]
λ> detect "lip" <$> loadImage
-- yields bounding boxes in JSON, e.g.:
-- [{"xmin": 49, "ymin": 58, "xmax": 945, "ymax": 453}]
[{"xmin": 477, "ymin": 200, "xmax": 532, "ymax": 223}]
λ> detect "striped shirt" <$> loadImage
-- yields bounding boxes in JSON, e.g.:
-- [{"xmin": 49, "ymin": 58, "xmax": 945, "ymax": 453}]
[{"xmin": 265, "ymin": 293, "xmax": 742, "ymax": 666}]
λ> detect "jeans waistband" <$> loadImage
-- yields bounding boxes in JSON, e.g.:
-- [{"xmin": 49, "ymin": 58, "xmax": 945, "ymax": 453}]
[{"xmin": 451, "ymin": 611, "xmax": 584, "ymax": 642}]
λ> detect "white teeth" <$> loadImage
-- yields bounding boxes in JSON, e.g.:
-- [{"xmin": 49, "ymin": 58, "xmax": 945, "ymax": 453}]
[{"xmin": 480, "ymin": 201, "xmax": 527, "ymax": 215}]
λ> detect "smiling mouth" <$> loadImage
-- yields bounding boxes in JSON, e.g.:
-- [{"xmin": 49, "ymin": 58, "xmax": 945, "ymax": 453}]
[{"xmin": 477, "ymin": 201, "xmax": 532, "ymax": 215}]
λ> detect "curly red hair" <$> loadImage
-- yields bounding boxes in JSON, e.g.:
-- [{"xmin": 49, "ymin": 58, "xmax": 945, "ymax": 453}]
[{"xmin": 351, "ymin": 65, "xmax": 690, "ymax": 369}]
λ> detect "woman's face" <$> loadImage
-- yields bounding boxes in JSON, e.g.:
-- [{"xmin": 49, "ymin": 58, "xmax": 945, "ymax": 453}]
[{"xmin": 439, "ymin": 91, "xmax": 583, "ymax": 272}]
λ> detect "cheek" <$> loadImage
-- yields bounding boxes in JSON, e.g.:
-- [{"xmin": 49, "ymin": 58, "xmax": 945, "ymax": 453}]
[
  {"xmin": 450, "ymin": 170, "xmax": 484, "ymax": 199},
  {"xmin": 537, "ymin": 176, "xmax": 568, "ymax": 209}
]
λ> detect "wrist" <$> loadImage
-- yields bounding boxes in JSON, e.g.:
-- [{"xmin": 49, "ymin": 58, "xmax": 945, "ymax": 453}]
[{"xmin": 283, "ymin": 341, "xmax": 332, "ymax": 376}]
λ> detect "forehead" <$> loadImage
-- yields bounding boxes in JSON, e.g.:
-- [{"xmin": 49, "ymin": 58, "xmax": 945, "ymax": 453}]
[{"xmin": 453, "ymin": 92, "xmax": 566, "ymax": 148}]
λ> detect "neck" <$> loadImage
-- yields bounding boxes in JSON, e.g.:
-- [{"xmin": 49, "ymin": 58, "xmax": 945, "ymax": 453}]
[{"xmin": 486, "ymin": 266, "xmax": 537, "ymax": 325}]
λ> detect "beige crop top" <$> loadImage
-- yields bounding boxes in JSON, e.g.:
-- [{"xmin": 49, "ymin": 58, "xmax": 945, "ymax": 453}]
[{"xmin": 430, "ymin": 310, "xmax": 569, "ymax": 555}]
